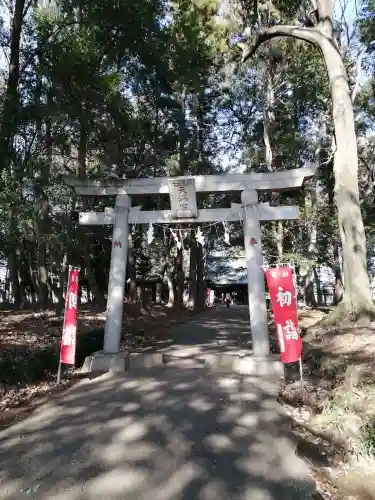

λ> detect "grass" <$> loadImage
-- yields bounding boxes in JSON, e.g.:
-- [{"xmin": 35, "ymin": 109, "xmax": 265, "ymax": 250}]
[{"xmin": 361, "ymin": 416, "xmax": 375, "ymax": 457}]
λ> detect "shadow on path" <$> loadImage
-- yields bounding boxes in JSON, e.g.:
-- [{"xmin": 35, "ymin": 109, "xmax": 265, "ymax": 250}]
[
  {"xmin": 153, "ymin": 305, "xmax": 253, "ymax": 357},
  {"xmin": 0, "ymin": 366, "xmax": 314, "ymax": 499}
]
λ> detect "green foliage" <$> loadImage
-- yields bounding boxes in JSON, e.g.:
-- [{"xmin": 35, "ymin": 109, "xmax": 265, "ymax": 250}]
[
  {"xmin": 361, "ymin": 416, "xmax": 375, "ymax": 456},
  {"xmin": 0, "ymin": 0, "xmax": 374, "ymax": 313}
]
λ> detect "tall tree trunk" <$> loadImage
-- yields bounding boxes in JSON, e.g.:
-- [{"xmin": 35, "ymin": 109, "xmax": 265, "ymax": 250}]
[
  {"xmin": 0, "ymin": 0, "xmax": 26, "ymax": 172},
  {"xmin": 178, "ymin": 89, "xmax": 188, "ymax": 173},
  {"xmin": 263, "ymin": 67, "xmax": 283, "ymax": 260},
  {"xmin": 155, "ymin": 282, "xmax": 162, "ymax": 304},
  {"xmin": 333, "ymin": 242, "xmax": 344, "ymax": 304},
  {"xmin": 127, "ymin": 232, "xmax": 137, "ymax": 302},
  {"xmin": 188, "ymin": 233, "xmax": 198, "ymax": 309},
  {"xmin": 321, "ymin": 39, "xmax": 374, "ymax": 321},
  {"xmin": 243, "ymin": 6, "xmax": 375, "ymax": 322},
  {"xmin": 36, "ymin": 192, "xmax": 49, "ymax": 308},
  {"xmin": 174, "ymin": 245, "xmax": 184, "ymax": 306},
  {"xmin": 34, "ymin": 12, "xmax": 50, "ymax": 310},
  {"xmin": 4, "ymin": 263, "xmax": 10, "ymax": 303},
  {"xmin": 77, "ymin": 117, "xmax": 104, "ymax": 307},
  {"xmin": 166, "ymin": 237, "xmax": 175, "ymax": 308},
  {"xmin": 8, "ymin": 247, "xmax": 21, "ymax": 306},
  {"xmin": 57, "ymin": 252, "xmax": 68, "ymax": 313},
  {"xmin": 16, "ymin": 248, "xmax": 27, "ymax": 307},
  {"xmin": 1, "ymin": 0, "xmax": 26, "ymax": 308},
  {"xmin": 300, "ymin": 177, "xmax": 319, "ymax": 306},
  {"xmin": 313, "ymin": 267, "xmax": 323, "ymax": 305},
  {"xmin": 161, "ymin": 233, "xmax": 174, "ymax": 308},
  {"xmin": 195, "ymin": 90, "xmax": 207, "ymax": 174},
  {"xmin": 166, "ymin": 271, "xmax": 175, "ymax": 308},
  {"xmin": 58, "ymin": 195, "xmax": 78, "ymax": 312},
  {"xmin": 27, "ymin": 252, "xmax": 38, "ymax": 306},
  {"xmin": 263, "ymin": 68, "xmax": 274, "ymax": 173},
  {"xmin": 188, "ymin": 232, "xmax": 206, "ymax": 311},
  {"xmin": 196, "ymin": 243, "xmax": 205, "ymax": 311}
]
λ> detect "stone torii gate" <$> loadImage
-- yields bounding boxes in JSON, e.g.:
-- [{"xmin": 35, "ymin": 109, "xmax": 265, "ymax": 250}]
[{"xmin": 64, "ymin": 167, "xmax": 314, "ymax": 369}]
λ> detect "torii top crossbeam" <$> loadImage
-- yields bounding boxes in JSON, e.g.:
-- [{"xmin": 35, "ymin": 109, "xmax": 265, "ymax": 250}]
[{"xmin": 63, "ymin": 166, "xmax": 315, "ymax": 196}]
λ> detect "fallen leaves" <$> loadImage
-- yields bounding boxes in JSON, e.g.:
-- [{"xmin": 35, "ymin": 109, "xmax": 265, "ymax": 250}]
[
  {"xmin": 0, "ymin": 303, "xmax": 196, "ymax": 429},
  {"xmin": 279, "ymin": 319, "xmax": 375, "ymax": 500}
]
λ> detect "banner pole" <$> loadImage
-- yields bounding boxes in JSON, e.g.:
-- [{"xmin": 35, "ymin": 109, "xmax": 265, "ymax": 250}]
[
  {"xmin": 57, "ymin": 360, "xmax": 62, "ymax": 385},
  {"xmin": 299, "ymin": 356, "xmax": 304, "ymax": 402},
  {"xmin": 291, "ymin": 262, "xmax": 304, "ymax": 403},
  {"xmin": 57, "ymin": 265, "xmax": 71, "ymax": 385}
]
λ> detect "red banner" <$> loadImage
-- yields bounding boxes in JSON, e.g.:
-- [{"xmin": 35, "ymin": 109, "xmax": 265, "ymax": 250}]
[
  {"xmin": 264, "ymin": 266, "xmax": 302, "ymax": 364},
  {"xmin": 60, "ymin": 268, "xmax": 80, "ymax": 365}
]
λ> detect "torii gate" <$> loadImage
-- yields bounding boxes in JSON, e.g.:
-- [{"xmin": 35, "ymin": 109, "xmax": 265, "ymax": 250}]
[{"xmin": 64, "ymin": 167, "xmax": 314, "ymax": 367}]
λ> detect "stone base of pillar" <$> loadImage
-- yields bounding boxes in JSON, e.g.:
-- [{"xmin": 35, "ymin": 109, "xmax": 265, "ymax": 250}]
[
  {"xmin": 81, "ymin": 351, "xmax": 129, "ymax": 373},
  {"xmin": 81, "ymin": 350, "xmax": 165, "ymax": 373},
  {"xmin": 164, "ymin": 353, "xmax": 283, "ymax": 379},
  {"xmin": 81, "ymin": 350, "xmax": 284, "ymax": 381},
  {"xmin": 232, "ymin": 355, "xmax": 283, "ymax": 378}
]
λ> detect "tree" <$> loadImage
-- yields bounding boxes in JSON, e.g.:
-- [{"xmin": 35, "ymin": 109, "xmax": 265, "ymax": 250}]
[{"xmin": 238, "ymin": 0, "xmax": 375, "ymax": 322}]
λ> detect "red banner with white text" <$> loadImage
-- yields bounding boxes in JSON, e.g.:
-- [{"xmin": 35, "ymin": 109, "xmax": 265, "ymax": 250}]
[
  {"xmin": 60, "ymin": 267, "xmax": 80, "ymax": 365},
  {"xmin": 264, "ymin": 266, "xmax": 302, "ymax": 364}
]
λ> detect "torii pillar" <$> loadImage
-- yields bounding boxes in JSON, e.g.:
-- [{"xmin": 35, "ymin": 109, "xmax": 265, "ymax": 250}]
[
  {"xmin": 104, "ymin": 194, "xmax": 130, "ymax": 353},
  {"xmin": 242, "ymin": 189, "xmax": 269, "ymax": 357}
]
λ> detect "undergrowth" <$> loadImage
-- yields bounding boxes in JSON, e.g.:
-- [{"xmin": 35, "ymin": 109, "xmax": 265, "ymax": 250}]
[
  {"xmin": 299, "ymin": 324, "xmax": 375, "ymax": 499},
  {"xmin": 361, "ymin": 416, "xmax": 375, "ymax": 457},
  {"xmin": 0, "ymin": 327, "xmax": 105, "ymax": 390}
]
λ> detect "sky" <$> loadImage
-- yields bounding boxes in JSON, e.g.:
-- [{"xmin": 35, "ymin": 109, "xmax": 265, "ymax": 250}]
[{"xmin": 335, "ymin": 0, "xmax": 358, "ymax": 21}]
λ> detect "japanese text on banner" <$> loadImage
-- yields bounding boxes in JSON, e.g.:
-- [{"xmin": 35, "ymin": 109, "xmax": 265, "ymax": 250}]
[
  {"xmin": 264, "ymin": 266, "xmax": 302, "ymax": 364},
  {"xmin": 60, "ymin": 268, "xmax": 80, "ymax": 365}
]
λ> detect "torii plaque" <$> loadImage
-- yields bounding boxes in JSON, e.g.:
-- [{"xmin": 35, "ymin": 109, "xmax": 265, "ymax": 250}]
[{"xmin": 168, "ymin": 178, "xmax": 198, "ymax": 219}]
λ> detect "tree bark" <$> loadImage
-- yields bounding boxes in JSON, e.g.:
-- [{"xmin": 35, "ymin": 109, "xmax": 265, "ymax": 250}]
[
  {"xmin": 127, "ymin": 232, "xmax": 137, "ymax": 302},
  {"xmin": 178, "ymin": 88, "xmax": 188, "ymax": 173},
  {"xmin": 8, "ymin": 247, "xmax": 21, "ymax": 306},
  {"xmin": 0, "ymin": 0, "xmax": 26, "ymax": 172},
  {"xmin": 1, "ymin": 0, "xmax": 26, "ymax": 307},
  {"xmin": 155, "ymin": 282, "xmax": 162, "ymax": 304},
  {"xmin": 77, "ymin": 117, "xmax": 104, "ymax": 307},
  {"xmin": 321, "ymin": 38, "xmax": 374, "ymax": 321},
  {"xmin": 17, "ymin": 250, "xmax": 27, "ymax": 308},
  {"xmin": 242, "ymin": 17, "xmax": 375, "ymax": 323},
  {"xmin": 196, "ymin": 243, "xmax": 205, "ymax": 311},
  {"xmin": 162, "ymin": 233, "xmax": 175, "ymax": 308},
  {"xmin": 300, "ymin": 268, "xmax": 317, "ymax": 307},
  {"xmin": 188, "ymin": 233, "xmax": 198, "ymax": 309},
  {"xmin": 174, "ymin": 245, "xmax": 184, "ymax": 306},
  {"xmin": 166, "ymin": 272, "xmax": 175, "ymax": 308},
  {"xmin": 36, "ymin": 192, "xmax": 49, "ymax": 309},
  {"xmin": 263, "ymin": 67, "xmax": 283, "ymax": 260},
  {"xmin": 57, "ymin": 252, "xmax": 68, "ymax": 314}
]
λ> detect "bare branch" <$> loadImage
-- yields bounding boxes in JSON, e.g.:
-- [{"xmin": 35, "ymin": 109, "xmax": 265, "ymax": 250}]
[
  {"xmin": 2, "ymin": 47, "xmax": 9, "ymax": 65},
  {"xmin": 338, "ymin": 0, "xmax": 352, "ymax": 51},
  {"xmin": 351, "ymin": 41, "xmax": 375, "ymax": 104},
  {"xmin": 359, "ymin": 154, "xmax": 373, "ymax": 173},
  {"xmin": 242, "ymin": 25, "xmax": 324, "ymax": 62}
]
